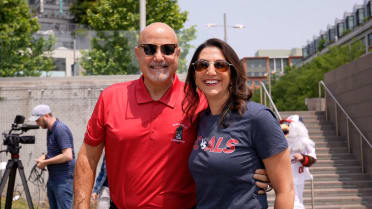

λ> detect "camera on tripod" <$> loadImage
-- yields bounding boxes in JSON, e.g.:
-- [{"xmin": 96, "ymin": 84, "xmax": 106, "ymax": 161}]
[
  {"xmin": 0, "ymin": 115, "xmax": 39, "ymax": 209},
  {"xmin": 2, "ymin": 115, "xmax": 39, "ymax": 155}
]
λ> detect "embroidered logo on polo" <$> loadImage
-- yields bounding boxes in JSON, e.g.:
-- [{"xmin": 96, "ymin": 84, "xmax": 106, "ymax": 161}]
[
  {"xmin": 194, "ymin": 136, "xmax": 239, "ymax": 154},
  {"xmin": 171, "ymin": 123, "xmax": 188, "ymax": 143}
]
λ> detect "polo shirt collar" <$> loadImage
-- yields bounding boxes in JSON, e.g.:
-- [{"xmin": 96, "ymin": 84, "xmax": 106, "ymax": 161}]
[
  {"xmin": 135, "ymin": 74, "xmax": 181, "ymax": 108},
  {"xmin": 48, "ymin": 119, "xmax": 59, "ymax": 134}
]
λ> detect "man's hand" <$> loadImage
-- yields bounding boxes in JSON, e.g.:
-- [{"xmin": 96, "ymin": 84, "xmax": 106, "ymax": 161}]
[
  {"xmin": 293, "ymin": 153, "xmax": 304, "ymax": 162},
  {"xmin": 253, "ymin": 169, "xmax": 272, "ymax": 194},
  {"xmin": 36, "ymin": 160, "xmax": 47, "ymax": 169},
  {"xmin": 35, "ymin": 154, "xmax": 46, "ymax": 169},
  {"xmin": 91, "ymin": 193, "xmax": 98, "ymax": 204}
]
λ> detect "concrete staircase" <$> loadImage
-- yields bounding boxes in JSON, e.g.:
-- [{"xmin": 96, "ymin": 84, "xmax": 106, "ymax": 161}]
[{"xmin": 268, "ymin": 111, "xmax": 372, "ymax": 209}]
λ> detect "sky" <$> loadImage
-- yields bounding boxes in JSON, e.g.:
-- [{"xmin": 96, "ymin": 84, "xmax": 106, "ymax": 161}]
[{"xmin": 177, "ymin": 0, "xmax": 366, "ymax": 59}]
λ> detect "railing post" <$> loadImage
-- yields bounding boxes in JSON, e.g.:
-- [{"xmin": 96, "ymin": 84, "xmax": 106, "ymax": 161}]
[
  {"xmin": 260, "ymin": 86, "xmax": 263, "ymax": 104},
  {"xmin": 346, "ymin": 119, "xmax": 351, "ymax": 153},
  {"xmin": 325, "ymin": 91, "xmax": 328, "ymax": 121},
  {"xmin": 335, "ymin": 103, "xmax": 338, "ymax": 136},
  {"xmin": 360, "ymin": 135, "xmax": 364, "ymax": 173},
  {"xmin": 264, "ymin": 91, "xmax": 267, "ymax": 107},
  {"xmin": 311, "ymin": 178, "xmax": 315, "ymax": 209},
  {"xmin": 318, "ymin": 81, "xmax": 322, "ymax": 98}
]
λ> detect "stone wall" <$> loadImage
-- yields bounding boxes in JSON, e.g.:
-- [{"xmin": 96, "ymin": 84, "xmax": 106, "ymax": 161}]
[{"xmin": 324, "ymin": 53, "xmax": 372, "ymax": 177}]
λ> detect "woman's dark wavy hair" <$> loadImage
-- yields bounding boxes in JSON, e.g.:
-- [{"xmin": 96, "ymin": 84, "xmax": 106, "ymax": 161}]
[{"xmin": 182, "ymin": 38, "xmax": 252, "ymax": 127}]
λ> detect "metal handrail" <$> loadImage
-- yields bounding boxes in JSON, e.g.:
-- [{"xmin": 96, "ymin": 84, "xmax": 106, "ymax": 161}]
[
  {"xmin": 259, "ymin": 81, "xmax": 282, "ymax": 120},
  {"xmin": 319, "ymin": 80, "xmax": 371, "ymax": 173}
]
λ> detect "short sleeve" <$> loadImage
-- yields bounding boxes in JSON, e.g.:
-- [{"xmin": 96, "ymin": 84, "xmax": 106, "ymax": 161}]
[
  {"xmin": 252, "ymin": 109, "xmax": 288, "ymax": 159},
  {"xmin": 84, "ymin": 92, "xmax": 106, "ymax": 146},
  {"xmin": 55, "ymin": 125, "xmax": 73, "ymax": 150}
]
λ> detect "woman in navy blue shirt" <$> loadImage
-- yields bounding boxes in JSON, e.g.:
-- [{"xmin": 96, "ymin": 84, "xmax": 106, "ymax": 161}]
[{"xmin": 183, "ymin": 38, "xmax": 294, "ymax": 209}]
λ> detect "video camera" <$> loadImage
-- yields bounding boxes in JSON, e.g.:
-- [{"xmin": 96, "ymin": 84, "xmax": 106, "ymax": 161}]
[{"xmin": 2, "ymin": 115, "xmax": 39, "ymax": 155}]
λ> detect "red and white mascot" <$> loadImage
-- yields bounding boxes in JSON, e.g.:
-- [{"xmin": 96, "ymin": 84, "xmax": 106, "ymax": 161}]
[{"xmin": 280, "ymin": 115, "xmax": 317, "ymax": 209}]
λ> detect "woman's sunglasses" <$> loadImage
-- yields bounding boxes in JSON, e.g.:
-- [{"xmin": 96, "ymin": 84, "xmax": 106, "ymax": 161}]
[
  {"xmin": 192, "ymin": 60, "xmax": 232, "ymax": 72},
  {"xmin": 138, "ymin": 44, "xmax": 178, "ymax": 56}
]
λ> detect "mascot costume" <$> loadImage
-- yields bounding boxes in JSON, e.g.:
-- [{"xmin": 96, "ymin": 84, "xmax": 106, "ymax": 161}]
[{"xmin": 280, "ymin": 115, "xmax": 317, "ymax": 209}]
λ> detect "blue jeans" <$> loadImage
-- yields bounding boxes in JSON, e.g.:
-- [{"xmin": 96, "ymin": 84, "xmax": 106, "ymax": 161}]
[{"xmin": 47, "ymin": 174, "xmax": 73, "ymax": 209}]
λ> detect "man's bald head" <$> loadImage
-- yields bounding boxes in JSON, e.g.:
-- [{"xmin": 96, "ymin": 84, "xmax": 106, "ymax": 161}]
[
  {"xmin": 138, "ymin": 22, "xmax": 178, "ymax": 44},
  {"xmin": 134, "ymin": 22, "xmax": 181, "ymax": 98}
]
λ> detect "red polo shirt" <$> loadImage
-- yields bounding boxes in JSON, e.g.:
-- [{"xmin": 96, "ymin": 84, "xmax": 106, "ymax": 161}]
[{"xmin": 85, "ymin": 75, "xmax": 205, "ymax": 209}]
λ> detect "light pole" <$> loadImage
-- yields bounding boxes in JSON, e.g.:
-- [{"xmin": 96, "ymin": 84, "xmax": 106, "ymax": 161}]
[
  {"xmin": 140, "ymin": 0, "xmax": 146, "ymax": 31},
  {"xmin": 207, "ymin": 13, "xmax": 245, "ymax": 43}
]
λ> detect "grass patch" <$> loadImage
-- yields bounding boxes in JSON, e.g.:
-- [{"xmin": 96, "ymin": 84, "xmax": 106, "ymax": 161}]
[{"xmin": 0, "ymin": 196, "xmax": 49, "ymax": 209}]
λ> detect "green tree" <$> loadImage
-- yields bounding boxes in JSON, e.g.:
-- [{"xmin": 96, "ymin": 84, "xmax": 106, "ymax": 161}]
[
  {"xmin": 71, "ymin": 0, "xmax": 195, "ymax": 75},
  {"xmin": 82, "ymin": 31, "xmax": 138, "ymax": 75},
  {"xmin": 73, "ymin": 0, "xmax": 187, "ymax": 31},
  {"xmin": 318, "ymin": 38, "xmax": 326, "ymax": 52},
  {"xmin": 70, "ymin": 0, "xmax": 97, "ymax": 25},
  {"xmin": 269, "ymin": 41, "xmax": 365, "ymax": 111},
  {"xmin": 0, "ymin": 0, "xmax": 55, "ymax": 77},
  {"xmin": 177, "ymin": 25, "xmax": 196, "ymax": 73}
]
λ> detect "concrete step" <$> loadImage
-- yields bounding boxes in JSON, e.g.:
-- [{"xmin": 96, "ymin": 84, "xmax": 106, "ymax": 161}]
[
  {"xmin": 303, "ymin": 180, "xmax": 372, "ymax": 189},
  {"xmin": 309, "ymin": 133, "xmax": 338, "ymax": 138},
  {"xmin": 308, "ymin": 129, "xmax": 336, "ymax": 136},
  {"xmin": 311, "ymin": 135, "xmax": 345, "ymax": 141},
  {"xmin": 268, "ymin": 195, "xmax": 372, "ymax": 208},
  {"xmin": 308, "ymin": 205, "xmax": 371, "ymax": 209},
  {"xmin": 302, "ymin": 119, "xmax": 332, "ymax": 124},
  {"xmin": 307, "ymin": 126, "xmax": 335, "ymax": 132},
  {"xmin": 314, "ymin": 141, "xmax": 347, "ymax": 148},
  {"xmin": 280, "ymin": 111, "xmax": 325, "ymax": 116},
  {"xmin": 279, "ymin": 112, "xmax": 325, "ymax": 118},
  {"xmin": 267, "ymin": 188, "xmax": 372, "ymax": 199},
  {"xmin": 316, "ymin": 153, "xmax": 355, "ymax": 160},
  {"xmin": 316, "ymin": 147, "xmax": 349, "ymax": 154},
  {"xmin": 301, "ymin": 188, "xmax": 372, "ymax": 197},
  {"xmin": 269, "ymin": 205, "xmax": 372, "ymax": 209},
  {"xmin": 312, "ymin": 159, "xmax": 359, "ymax": 167},
  {"xmin": 305, "ymin": 123, "xmax": 333, "ymax": 129},
  {"xmin": 311, "ymin": 137, "xmax": 346, "ymax": 144},
  {"xmin": 312, "ymin": 173, "xmax": 370, "ymax": 181},
  {"xmin": 310, "ymin": 166, "xmax": 362, "ymax": 174},
  {"xmin": 268, "ymin": 193, "xmax": 372, "ymax": 203}
]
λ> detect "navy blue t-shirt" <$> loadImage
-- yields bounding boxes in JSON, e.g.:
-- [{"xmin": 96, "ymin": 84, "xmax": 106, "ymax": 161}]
[
  {"xmin": 188, "ymin": 101, "xmax": 288, "ymax": 209},
  {"xmin": 46, "ymin": 119, "xmax": 75, "ymax": 178}
]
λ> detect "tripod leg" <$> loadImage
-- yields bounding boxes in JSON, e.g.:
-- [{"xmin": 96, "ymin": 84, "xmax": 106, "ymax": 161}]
[
  {"xmin": 5, "ymin": 162, "xmax": 17, "ymax": 209},
  {"xmin": 0, "ymin": 160, "xmax": 14, "ymax": 209},
  {"xmin": 0, "ymin": 160, "xmax": 13, "ymax": 196},
  {"xmin": 17, "ymin": 160, "xmax": 34, "ymax": 209}
]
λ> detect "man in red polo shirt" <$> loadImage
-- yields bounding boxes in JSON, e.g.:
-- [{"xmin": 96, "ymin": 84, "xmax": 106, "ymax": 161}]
[{"xmin": 73, "ymin": 22, "xmax": 270, "ymax": 209}]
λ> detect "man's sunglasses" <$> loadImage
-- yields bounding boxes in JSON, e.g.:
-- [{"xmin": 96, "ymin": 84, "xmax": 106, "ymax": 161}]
[
  {"xmin": 192, "ymin": 60, "xmax": 232, "ymax": 72},
  {"xmin": 138, "ymin": 44, "xmax": 178, "ymax": 56}
]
